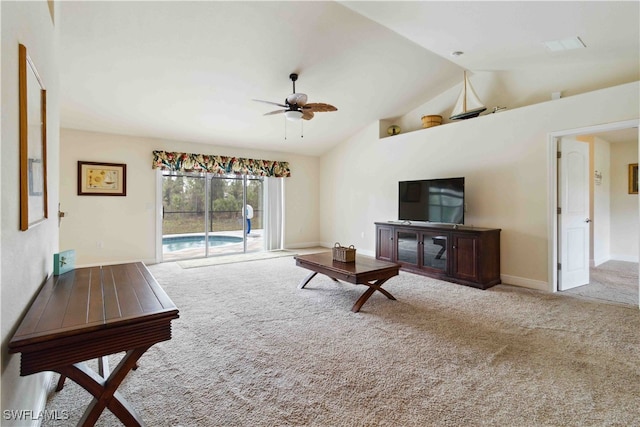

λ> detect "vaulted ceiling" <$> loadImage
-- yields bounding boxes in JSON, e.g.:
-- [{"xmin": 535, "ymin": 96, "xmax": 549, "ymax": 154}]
[{"xmin": 59, "ymin": 1, "xmax": 639, "ymax": 156}]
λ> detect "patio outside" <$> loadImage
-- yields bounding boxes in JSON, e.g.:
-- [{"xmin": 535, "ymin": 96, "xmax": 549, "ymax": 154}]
[{"xmin": 162, "ymin": 210, "xmax": 264, "ymax": 262}]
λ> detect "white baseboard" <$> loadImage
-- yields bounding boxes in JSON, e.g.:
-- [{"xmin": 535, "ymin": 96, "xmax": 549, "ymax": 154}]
[
  {"xmin": 75, "ymin": 258, "xmax": 156, "ymax": 269},
  {"xmin": 593, "ymin": 256, "xmax": 610, "ymax": 267},
  {"xmin": 610, "ymin": 254, "xmax": 639, "ymax": 263},
  {"xmin": 500, "ymin": 274, "xmax": 549, "ymax": 291},
  {"xmin": 285, "ymin": 241, "xmax": 323, "ymax": 250},
  {"xmin": 594, "ymin": 254, "xmax": 638, "ymax": 264},
  {"xmin": 358, "ymin": 249, "xmax": 375, "ymax": 257},
  {"xmin": 316, "ymin": 242, "xmax": 375, "ymax": 257},
  {"xmin": 32, "ymin": 372, "xmax": 52, "ymax": 427}
]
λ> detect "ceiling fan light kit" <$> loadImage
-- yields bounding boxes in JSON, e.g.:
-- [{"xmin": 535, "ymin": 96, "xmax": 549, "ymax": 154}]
[
  {"xmin": 253, "ymin": 73, "xmax": 338, "ymax": 124},
  {"xmin": 284, "ymin": 110, "xmax": 303, "ymax": 121}
]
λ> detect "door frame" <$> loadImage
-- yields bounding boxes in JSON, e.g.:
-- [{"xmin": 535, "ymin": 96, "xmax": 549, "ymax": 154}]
[{"xmin": 547, "ymin": 119, "xmax": 640, "ymax": 297}]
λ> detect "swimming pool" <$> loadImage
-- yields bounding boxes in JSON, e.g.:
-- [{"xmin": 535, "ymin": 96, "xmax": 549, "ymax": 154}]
[{"xmin": 162, "ymin": 235, "xmax": 243, "ymax": 252}]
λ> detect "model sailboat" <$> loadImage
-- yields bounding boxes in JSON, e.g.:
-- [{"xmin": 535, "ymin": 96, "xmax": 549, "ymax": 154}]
[{"xmin": 449, "ymin": 71, "xmax": 486, "ymax": 120}]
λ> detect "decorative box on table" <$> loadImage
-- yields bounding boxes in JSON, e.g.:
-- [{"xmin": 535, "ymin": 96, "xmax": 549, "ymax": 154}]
[{"xmin": 54, "ymin": 249, "xmax": 75, "ymax": 275}]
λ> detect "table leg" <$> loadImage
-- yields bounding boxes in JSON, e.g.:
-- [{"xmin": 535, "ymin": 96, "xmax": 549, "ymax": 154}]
[
  {"xmin": 54, "ymin": 346, "xmax": 150, "ymax": 427},
  {"xmin": 351, "ymin": 278, "xmax": 396, "ymax": 313},
  {"xmin": 55, "ymin": 374, "xmax": 67, "ymax": 392},
  {"xmin": 98, "ymin": 356, "xmax": 110, "ymax": 378},
  {"xmin": 55, "ymin": 356, "xmax": 133, "ymax": 392},
  {"xmin": 298, "ymin": 271, "xmax": 318, "ymax": 289}
]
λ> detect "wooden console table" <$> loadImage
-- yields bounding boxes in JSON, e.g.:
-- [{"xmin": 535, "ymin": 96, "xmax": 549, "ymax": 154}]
[{"xmin": 9, "ymin": 262, "xmax": 179, "ymax": 426}]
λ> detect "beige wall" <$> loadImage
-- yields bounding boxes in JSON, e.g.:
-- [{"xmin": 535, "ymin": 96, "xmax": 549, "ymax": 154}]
[
  {"xmin": 611, "ymin": 139, "xmax": 639, "ymax": 261},
  {"xmin": 60, "ymin": 129, "xmax": 320, "ymax": 266},
  {"xmin": 1, "ymin": 1, "xmax": 60, "ymax": 423},
  {"xmin": 592, "ymin": 137, "xmax": 612, "ymax": 266},
  {"xmin": 320, "ymin": 82, "xmax": 639, "ymax": 290}
]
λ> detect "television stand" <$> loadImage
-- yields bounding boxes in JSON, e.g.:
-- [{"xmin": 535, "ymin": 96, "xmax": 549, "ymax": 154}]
[{"xmin": 375, "ymin": 222, "xmax": 501, "ymax": 289}]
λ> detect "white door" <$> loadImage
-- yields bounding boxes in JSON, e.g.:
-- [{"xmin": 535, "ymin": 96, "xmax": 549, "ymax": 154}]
[{"xmin": 558, "ymin": 138, "xmax": 590, "ymax": 290}]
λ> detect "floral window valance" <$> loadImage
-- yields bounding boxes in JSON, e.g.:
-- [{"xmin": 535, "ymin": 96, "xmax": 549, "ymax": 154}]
[{"xmin": 152, "ymin": 150, "xmax": 291, "ymax": 178}]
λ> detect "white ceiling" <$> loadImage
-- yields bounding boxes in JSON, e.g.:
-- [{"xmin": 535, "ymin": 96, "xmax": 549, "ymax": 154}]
[
  {"xmin": 59, "ymin": 1, "xmax": 639, "ymax": 156},
  {"xmin": 589, "ymin": 127, "xmax": 638, "ymax": 145}
]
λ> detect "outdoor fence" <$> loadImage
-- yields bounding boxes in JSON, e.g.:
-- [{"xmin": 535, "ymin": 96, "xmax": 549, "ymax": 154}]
[{"xmin": 163, "ymin": 210, "xmax": 263, "ymax": 235}]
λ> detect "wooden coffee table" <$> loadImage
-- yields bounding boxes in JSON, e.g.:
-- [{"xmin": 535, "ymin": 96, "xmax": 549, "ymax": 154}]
[{"xmin": 295, "ymin": 252, "xmax": 400, "ymax": 312}]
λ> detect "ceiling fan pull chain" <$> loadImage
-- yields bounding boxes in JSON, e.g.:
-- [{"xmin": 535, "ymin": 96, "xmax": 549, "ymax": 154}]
[
  {"xmin": 284, "ymin": 116, "xmax": 287, "ymax": 140},
  {"xmin": 301, "ymin": 120, "xmax": 304, "ymax": 139}
]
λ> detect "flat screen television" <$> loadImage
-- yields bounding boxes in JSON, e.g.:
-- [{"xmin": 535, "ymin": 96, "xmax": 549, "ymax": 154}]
[{"xmin": 398, "ymin": 177, "xmax": 465, "ymax": 224}]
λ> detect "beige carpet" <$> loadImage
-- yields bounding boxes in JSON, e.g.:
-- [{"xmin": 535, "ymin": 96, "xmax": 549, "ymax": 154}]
[
  {"xmin": 42, "ymin": 256, "xmax": 640, "ymax": 426},
  {"xmin": 177, "ymin": 250, "xmax": 297, "ymax": 269},
  {"xmin": 563, "ymin": 260, "xmax": 639, "ymax": 307}
]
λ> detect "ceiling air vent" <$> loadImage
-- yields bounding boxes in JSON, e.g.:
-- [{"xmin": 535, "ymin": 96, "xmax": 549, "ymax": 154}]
[{"xmin": 544, "ymin": 36, "xmax": 587, "ymax": 52}]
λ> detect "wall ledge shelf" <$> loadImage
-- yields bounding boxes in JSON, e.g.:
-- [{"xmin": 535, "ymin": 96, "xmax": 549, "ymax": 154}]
[
  {"xmin": 378, "ymin": 106, "xmax": 515, "ymax": 140},
  {"xmin": 378, "ymin": 117, "xmax": 452, "ymax": 140}
]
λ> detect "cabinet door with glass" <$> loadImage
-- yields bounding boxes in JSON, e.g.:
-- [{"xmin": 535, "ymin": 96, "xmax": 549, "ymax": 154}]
[
  {"xmin": 395, "ymin": 229, "xmax": 419, "ymax": 267},
  {"xmin": 419, "ymin": 231, "xmax": 449, "ymax": 274}
]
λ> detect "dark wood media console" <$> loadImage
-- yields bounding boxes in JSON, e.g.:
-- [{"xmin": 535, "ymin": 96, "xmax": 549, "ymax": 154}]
[{"xmin": 375, "ymin": 222, "xmax": 501, "ymax": 289}]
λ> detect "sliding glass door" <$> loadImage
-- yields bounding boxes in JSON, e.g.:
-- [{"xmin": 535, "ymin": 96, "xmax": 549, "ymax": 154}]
[
  {"xmin": 161, "ymin": 173, "xmax": 208, "ymax": 260},
  {"xmin": 208, "ymin": 175, "xmax": 264, "ymax": 256},
  {"xmin": 208, "ymin": 175, "xmax": 244, "ymax": 257},
  {"xmin": 245, "ymin": 176, "xmax": 264, "ymax": 251},
  {"xmin": 161, "ymin": 172, "xmax": 265, "ymax": 261}
]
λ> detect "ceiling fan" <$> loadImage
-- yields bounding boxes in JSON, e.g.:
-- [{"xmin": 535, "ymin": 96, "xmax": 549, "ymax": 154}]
[{"xmin": 253, "ymin": 73, "xmax": 337, "ymax": 121}]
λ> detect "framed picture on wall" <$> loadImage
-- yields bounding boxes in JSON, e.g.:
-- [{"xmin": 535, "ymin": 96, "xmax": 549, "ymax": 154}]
[
  {"xmin": 77, "ymin": 161, "xmax": 127, "ymax": 196},
  {"xmin": 19, "ymin": 44, "xmax": 48, "ymax": 231},
  {"xmin": 629, "ymin": 163, "xmax": 638, "ymax": 194}
]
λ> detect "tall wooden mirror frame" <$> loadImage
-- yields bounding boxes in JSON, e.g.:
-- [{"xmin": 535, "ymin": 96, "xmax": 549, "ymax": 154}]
[{"xmin": 19, "ymin": 43, "xmax": 48, "ymax": 231}]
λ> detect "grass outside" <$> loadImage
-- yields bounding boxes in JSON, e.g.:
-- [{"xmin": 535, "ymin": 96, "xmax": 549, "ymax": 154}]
[{"xmin": 163, "ymin": 212, "xmax": 263, "ymax": 235}]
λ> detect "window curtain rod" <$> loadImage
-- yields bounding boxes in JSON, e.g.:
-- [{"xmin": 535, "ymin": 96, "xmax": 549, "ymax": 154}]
[{"xmin": 152, "ymin": 150, "xmax": 291, "ymax": 178}]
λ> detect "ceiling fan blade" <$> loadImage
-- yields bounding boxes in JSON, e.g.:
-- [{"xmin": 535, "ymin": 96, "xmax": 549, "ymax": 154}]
[
  {"xmin": 305, "ymin": 103, "xmax": 337, "ymax": 113},
  {"xmin": 302, "ymin": 110, "xmax": 315, "ymax": 121},
  {"xmin": 286, "ymin": 93, "xmax": 308, "ymax": 106},
  {"xmin": 253, "ymin": 99, "xmax": 288, "ymax": 108},
  {"xmin": 263, "ymin": 109, "xmax": 286, "ymax": 116}
]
